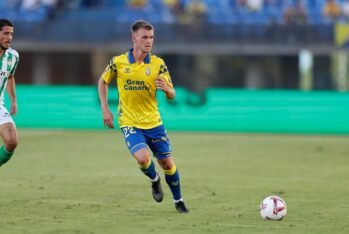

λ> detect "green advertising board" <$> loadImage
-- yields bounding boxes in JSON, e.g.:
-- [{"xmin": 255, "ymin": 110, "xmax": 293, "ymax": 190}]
[{"xmin": 8, "ymin": 85, "xmax": 349, "ymax": 134}]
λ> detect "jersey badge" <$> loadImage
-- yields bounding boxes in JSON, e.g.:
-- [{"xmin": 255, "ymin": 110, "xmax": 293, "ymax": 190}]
[{"xmin": 145, "ymin": 66, "xmax": 151, "ymax": 76}]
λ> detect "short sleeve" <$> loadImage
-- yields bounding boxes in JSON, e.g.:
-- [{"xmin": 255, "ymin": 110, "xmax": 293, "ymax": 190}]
[
  {"xmin": 101, "ymin": 57, "xmax": 117, "ymax": 84},
  {"xmin": 158, "ymin": 60, "xmax": 173, "ymax": 89},
  {"xmin": 10, "ymin": 56, "xmax": 19, "ymax": 75}
]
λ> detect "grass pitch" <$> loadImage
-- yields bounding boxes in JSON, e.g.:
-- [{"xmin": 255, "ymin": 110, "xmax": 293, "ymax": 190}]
[{"xmin": 0, "ymin": 130, "xmax": 348, "ymax": 234}]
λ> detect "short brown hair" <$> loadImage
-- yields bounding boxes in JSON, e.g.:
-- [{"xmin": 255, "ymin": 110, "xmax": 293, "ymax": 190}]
[{"xmin": 131, "ymin": 20, "xmax": 153, "ymax": 33}]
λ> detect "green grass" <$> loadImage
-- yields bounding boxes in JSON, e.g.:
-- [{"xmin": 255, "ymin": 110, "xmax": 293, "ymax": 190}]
[{"xmin": 1, "ymin": 130, "xmax": 349, "ymax": 234}]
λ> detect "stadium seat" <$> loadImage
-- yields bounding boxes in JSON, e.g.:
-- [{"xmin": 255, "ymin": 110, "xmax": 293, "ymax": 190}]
[{"xmin": 0, "ymin": 0, "xmax": 337, "ymax": 45}]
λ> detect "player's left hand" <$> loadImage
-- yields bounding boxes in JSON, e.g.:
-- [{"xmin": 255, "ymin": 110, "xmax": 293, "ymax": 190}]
[
  {"xmin": 10, "ymin": 102, "xmax": 17, "ymax": 116},
  {"xmin": 155, "ymin": 76, "xmax": 169, "ymax": 92}
]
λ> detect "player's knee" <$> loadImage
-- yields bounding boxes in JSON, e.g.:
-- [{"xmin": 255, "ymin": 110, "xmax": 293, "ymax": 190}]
[
  {"xmin": 159, "ymin": 157, "xmax": 174, "ymax": 170},
  {"xmin": 134, "ymin": 150, "xmax": 151, "ymax": 166},
  {"xmin": 137, "ymin": 157, "xmax": 150, "ymax": 166},
  {"xmin": 163, "ymin": 163, "xmax": 174, "ymax": 171},
  {"xmin": 5, "ymin": 138, "xmax": 18, "ymax": 152}
]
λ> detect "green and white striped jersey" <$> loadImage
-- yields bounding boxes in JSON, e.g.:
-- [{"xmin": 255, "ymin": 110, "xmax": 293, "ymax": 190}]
[{"xmin": 0, "ymin": 48, "xmax": 19, "ymax": 105}]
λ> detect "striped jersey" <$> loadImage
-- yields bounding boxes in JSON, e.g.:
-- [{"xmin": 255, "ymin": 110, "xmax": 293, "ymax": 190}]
[
  {"xmin": 101, "ymin": 49, "xmax": 173, "ymax": 129},
  {"xmin": 0, "ymin": 48, "xmax": 19, "ymax": 105}
]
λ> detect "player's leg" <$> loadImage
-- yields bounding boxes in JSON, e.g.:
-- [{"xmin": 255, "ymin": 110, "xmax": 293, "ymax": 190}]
[
  {"xmin": 157, "ymin": 155, "xmax": 189, "ymax": 213},
  {"xmin": 120, "ymin": 126, "xmax": 163, "ymax": 202},
  {"xmin": 145, "ymin": 125, "xmax": 189, "ymax": 213},
  {"xmin": 133, "ymin": 148, "xmax": 157, "ymax": 180},
  {"xmin": 133, "ymin": 147, "xmax": 163, "ymax": 202},
  {"xmin": 0, "ymin": 122, "xmax": 18, "ymax": 166},
  {"xmin": 121, "ymin": 126, "xmax": 157, "ymax": 180}
]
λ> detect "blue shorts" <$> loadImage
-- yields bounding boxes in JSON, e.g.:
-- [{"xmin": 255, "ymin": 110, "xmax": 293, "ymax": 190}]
[{"xmin": 120, "ymin": 125, "xmax": 172, "ymax": 160}]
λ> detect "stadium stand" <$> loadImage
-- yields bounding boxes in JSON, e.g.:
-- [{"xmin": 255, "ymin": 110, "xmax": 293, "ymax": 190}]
[{"xmin": 1, "ymin": 0, "xmax": 348, "ymax": 44}]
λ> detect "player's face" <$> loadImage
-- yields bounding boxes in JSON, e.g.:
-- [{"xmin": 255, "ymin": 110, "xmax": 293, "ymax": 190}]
[
  {"xmin": 132, "ymin": 28, "xmax": 154, "ymax": 53},
  {"xmin": 0, "ymin": 26, "xmax": 13, "ymax": 50}
]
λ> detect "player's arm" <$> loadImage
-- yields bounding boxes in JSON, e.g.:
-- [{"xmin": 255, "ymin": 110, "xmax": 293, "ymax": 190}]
[
  {"xmin": 98, "ymin": 78, "xmax": 114, "ymax": 129},
  {"xmin": 155, "ymin": 76, "xmax": 175, "ymax": 100},
  {"xmin": 156, "ymin": 61, "xmax": 175, "ymax": 100},
  {"xmin": 98, "ymin": 58, "xmax": 117, "ymax": 129},
  {"xmin": 6, "ymin": 74, "xmax": 17, "ymax": 115}
]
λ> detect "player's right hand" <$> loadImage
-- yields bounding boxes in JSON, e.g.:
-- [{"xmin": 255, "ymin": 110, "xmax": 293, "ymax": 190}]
[
  {"xmin": 102, "ymin": 107, "xmax": 114, "ymax": 129},
  {"xmin": 10, "ymin": 102, "xmax": 18, "ymax": 116}
]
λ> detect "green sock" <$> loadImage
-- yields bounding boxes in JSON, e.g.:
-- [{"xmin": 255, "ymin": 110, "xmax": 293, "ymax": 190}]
[{"xmin": 0, "ymin": 145, "xmax": 14, "ymax": 166}]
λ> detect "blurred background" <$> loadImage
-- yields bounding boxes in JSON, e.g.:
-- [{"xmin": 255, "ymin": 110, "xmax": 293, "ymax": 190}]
[{"xmin": 1, "ymin": 0, "xmax": 349, "ymax": 133}]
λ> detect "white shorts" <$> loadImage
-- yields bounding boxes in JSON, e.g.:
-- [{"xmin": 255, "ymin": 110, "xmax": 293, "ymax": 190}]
[{"xmin": 0, "ymin": 106, "xmax": 14, "ymax": 126}]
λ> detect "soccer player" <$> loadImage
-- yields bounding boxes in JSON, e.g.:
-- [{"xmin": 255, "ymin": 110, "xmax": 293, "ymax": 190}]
[
  {"xmin": 0, "ymin": 19, "xmax": 19, "ymax": 167},
  {"xmin": 98, "ymin": 20, "xmax": 189, "ymax": 213}
]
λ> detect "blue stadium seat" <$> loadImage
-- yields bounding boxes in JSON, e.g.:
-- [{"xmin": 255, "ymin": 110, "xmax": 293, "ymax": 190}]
[
  {"xmin": 105, "ymin": 0, "xmax": 125, "ymax": 7},
  {"xmin": 17, "ymin": 6, "xmax": 48, "ymax": 22},
  {"xmin": 0, "ymin": 0, "xmax": 337, "ymax": 44}
]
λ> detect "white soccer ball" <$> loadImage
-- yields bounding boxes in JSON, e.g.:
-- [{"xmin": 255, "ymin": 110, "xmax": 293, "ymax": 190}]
[{"xmin": 260, "ymin": 196, "xmax": 287, "ymax": 220}]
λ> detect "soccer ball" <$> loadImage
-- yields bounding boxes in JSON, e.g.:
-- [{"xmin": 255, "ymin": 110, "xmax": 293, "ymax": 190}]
[{"xmin": 260, "ymin": 196, "xmax": 287, "ymax": 220}]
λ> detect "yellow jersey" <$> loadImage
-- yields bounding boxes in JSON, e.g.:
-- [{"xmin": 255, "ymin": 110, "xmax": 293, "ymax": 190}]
[{"xmin": 101, "ymin": 49, "xmax": 173, "ymax": 129}]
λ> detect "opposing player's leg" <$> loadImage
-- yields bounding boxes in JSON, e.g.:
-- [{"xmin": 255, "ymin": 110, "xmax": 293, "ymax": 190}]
[
  {"xmin": 121, "ymin": 126, "xmax": 163, "ymax": 202},
  {"xmin": 0, "ymin": 122, "xmax": 18, "ymax": 167}
]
